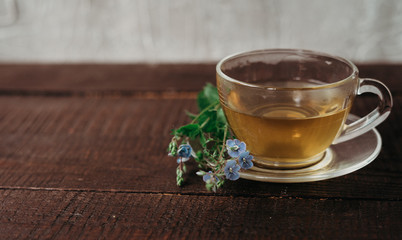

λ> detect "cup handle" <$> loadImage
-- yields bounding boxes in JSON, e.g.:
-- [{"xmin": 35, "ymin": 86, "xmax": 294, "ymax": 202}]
[{"xmin": 332, "ymin": 78, "xmax": 393, "ymax": 144}]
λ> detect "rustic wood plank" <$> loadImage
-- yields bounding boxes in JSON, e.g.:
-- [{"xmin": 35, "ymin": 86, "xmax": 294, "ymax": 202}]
[
  {"xmin": 0, "ymin": 95, "xmax": 400, "ymax": 199},
  {"xmin": 358, "ymin": 64, "xmax": 402, "ymax": 92},
  {"xmin": 0, "ymin": 64, "xmax": 399, "ymax": 239},
  {"xmin": 0, "ymin": 189, "xmax": 401, "ymax": 239},
  {"xmin": 0, "ymin": 64, "xmax": 400, "ymax": 93},
  {"xmin": 0, "ymin": 64, "xmax": 213, "ymax": 93}
]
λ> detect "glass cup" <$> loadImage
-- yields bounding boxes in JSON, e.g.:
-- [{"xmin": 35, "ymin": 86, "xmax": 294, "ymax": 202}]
[{"xmin": 216, "ymin": 49, "xmax": 392, "ymax": 169}]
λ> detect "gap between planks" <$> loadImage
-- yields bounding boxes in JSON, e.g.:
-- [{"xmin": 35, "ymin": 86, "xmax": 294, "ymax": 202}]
[{"xmin": 0, "ymin": 186, "xmax": 400, "ymax": 202}]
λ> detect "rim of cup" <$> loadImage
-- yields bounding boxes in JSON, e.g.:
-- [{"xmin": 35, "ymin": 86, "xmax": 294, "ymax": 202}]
[{"xmin": 216, "ymin": 48, "xmax": 359, "ymax": 91}]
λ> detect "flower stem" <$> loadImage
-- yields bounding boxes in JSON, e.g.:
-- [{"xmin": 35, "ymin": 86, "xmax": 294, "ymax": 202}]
[
  {"xmin": 213, "ymin": 125, "xmax": 230, "ymax": 175},
  {"xmin": 219, "ymin": 125, "xmax": 228, "ymax": 160},
  {"xmin": 190, "ymin": 101, "xmax": 219, "ymax": 124},
  {"xmin": 199, "ymin": 117, "xmax": 210, "ymax": 129}
]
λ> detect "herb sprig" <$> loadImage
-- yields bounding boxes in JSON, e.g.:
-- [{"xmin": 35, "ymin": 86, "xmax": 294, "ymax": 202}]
[{"xmin": 167, "ymin": 83, "xmax": 254, "ymax": 192}]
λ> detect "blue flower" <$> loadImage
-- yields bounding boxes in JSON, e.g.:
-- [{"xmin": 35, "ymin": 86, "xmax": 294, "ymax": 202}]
[
  {"xmin": 203, "ymin": 171, "xmax": 218, "ymax": 183},
  {"xmin": 224, "ymin": 160, "xmax": 241, "ymax": 181},
  {"xmin": 238, "ymin": 151, "xmax": 254, "ymax": 169},
  {"xmin": 176, "ymin": 144, "xmax": 193, "ymax": 163},
  {"xmin": 178, "ymin": 144, "xmax": 192, "ymax": 158},
  {"xmin": 226, "ymin": 139, "xmax": 246, "ymax": 158}
]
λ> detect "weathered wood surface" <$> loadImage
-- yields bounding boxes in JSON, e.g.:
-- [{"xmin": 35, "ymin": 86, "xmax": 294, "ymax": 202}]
[
  {"xmin": 0, "ymin": 64, "xmax": 401, "ymax": 93},
  {"xmin": 0, "ymin": 64, "xmax": 401, "ymax": 239},
  {"xmin": 1, "ymin": 190, "xmax": 401, "ymax": 239}
]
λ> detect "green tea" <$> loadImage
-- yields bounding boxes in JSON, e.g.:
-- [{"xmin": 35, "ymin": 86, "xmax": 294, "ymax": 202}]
[{"xmin": 223, "ymin": 102, "xmax": 350, "ymax": 165}]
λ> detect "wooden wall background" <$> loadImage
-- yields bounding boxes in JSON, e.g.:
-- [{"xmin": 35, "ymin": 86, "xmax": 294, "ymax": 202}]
[{"xmin": 0, "ymin": 0, "xmax": 401, "ymax": 63}]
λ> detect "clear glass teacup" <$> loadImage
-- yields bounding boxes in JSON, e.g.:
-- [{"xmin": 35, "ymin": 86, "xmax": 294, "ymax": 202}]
[{"xmin": 216, "ymin": 49, "xmax": 392, "ymax": 169}]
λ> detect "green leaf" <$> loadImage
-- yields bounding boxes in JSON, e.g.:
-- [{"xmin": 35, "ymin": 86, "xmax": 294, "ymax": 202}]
[
  {"xmin": 216, "ymin": 108, "xmax": 227, "ymax": 125},
  {"xmin": 198, "ymin": 110, "xmax": 217, "ymax": 133},
  {"xmin": 196, "ymin": 170, "xmax": 206, "ymax": 176},
  {"xmin": 175, "ymin": 124, "xmax": 200, "ymax": 139},
  {"xmin": 197, "ymin": 83, "xmax": 220, "ymax": 111},
  {"xmin": 177, "ymin": 178, "xmax": 184, "ymax": 186},
  {"xmin": 199, "ymin": 133, "xmax": 207, "ymax": 147},
  {"xmin": 217, "ymin": 179, "xmax": 225, "ymax": 187},
  {"xmin": 195, "ymin": 150, "xmax": 203, "ymax": 162},
  {"xmin": 205, "ymin": 183, "xmax": 214, "ymax": 191},
  {"xmin": 168, "ymin": 140, "xmax": 178, "ymax": 156}
]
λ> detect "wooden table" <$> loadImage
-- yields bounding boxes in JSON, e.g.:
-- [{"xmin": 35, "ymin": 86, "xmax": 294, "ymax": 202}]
[{"xmin": 0, "ymin": 64, "xmax": 401, "ymax": 239}]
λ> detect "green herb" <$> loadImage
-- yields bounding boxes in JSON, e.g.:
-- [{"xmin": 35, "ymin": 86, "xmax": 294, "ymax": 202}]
[{"xmin": 168, "ymin": 83, "xmax": 254, "ymax": 192}]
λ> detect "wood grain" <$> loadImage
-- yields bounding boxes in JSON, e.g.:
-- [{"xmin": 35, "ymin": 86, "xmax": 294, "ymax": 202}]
[
  {"xmin": 0, "ymin": 190, "xmax": 401, "ymax": 239},
  {"xmin": 0, "ymin": 95, "xmax": 400, "ymax": 200},
  {"xmin": 0, "ymin": 64, "xmax": 400, "ymax": 93},
  {"xmin": 0, "ymin": 64, "xmax": 212, "ymax": 93},
  {"xmin": 0, "ymin": 64, "xmax": 400, "ymax": 239}
]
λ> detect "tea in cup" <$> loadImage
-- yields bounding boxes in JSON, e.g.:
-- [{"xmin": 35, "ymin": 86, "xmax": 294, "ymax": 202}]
[{"xmin": 216, "ymin": 49, "xmax": 392, "ymax": 169}]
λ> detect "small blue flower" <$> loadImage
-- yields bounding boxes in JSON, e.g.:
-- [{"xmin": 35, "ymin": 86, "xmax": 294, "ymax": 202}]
[
  {"xmin": 226, "ymin": 139, "xmax": 246, "ymax": 158},
  {"xmin": 224, "ymin": 160, "xmax": 241, "ymax": 181},
  {"xmin": 203, "ymin": 171, "xmax": 218, "ymax": 183},
  {"xmin": 238, "ymin": 151, "xmax": 254, "ymax": 169},
  {"xmin": 176, "ymin": 144, "xmax": 193, "ymax": 163},
  {"xmin": 178, "ymin": 144, "xmax": 192, "ymax": 158}
]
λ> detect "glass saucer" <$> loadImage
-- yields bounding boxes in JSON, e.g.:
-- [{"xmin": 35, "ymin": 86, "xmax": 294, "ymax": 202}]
[{"xmin": 239, "ymin": 114, "xmax": 382, "ymax": 183}]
